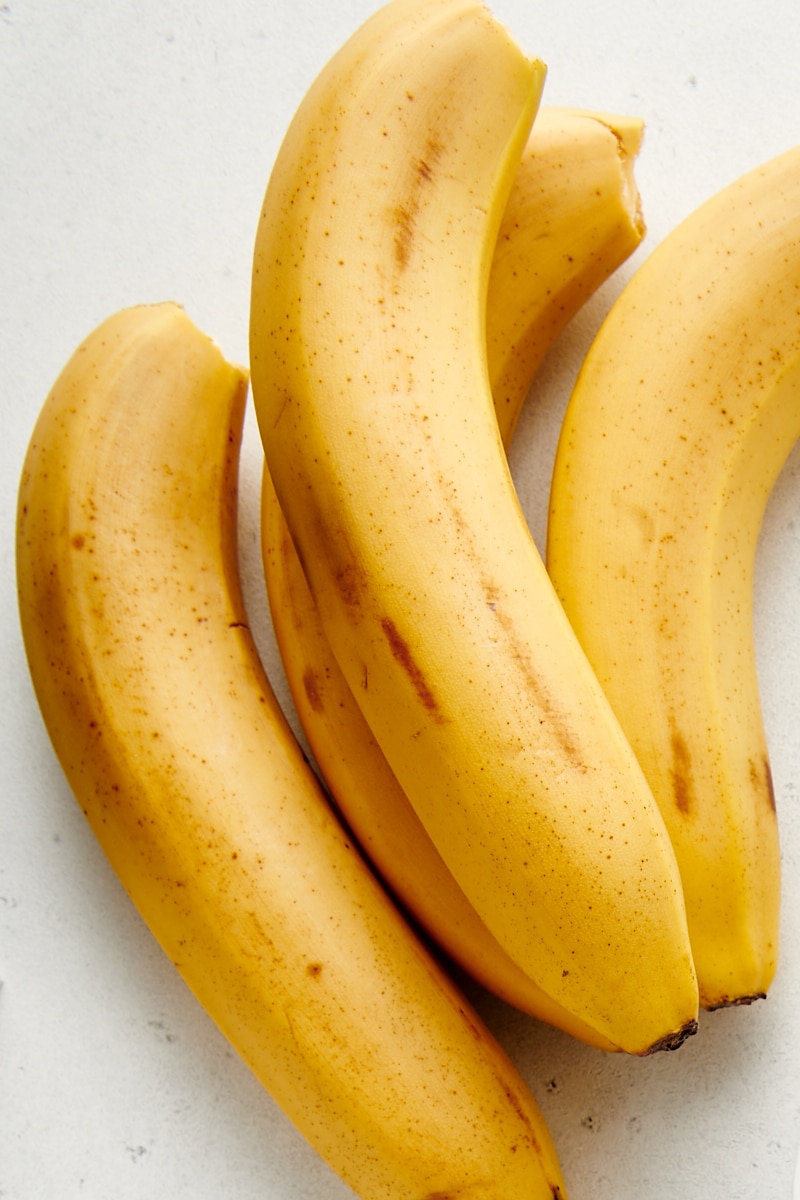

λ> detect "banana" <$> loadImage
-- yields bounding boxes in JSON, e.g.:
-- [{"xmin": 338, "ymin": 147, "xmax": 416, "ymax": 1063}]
[
  {"xmin": 16, "ymin": 302, "xmax": 569, "ymax": 1200},
  {"xmin": 250, "ymin": 0, "xmax": 699, "ymax": 1054},
  {"xmin": 488, "ymin": 105, "xmax": 645, "ymax": 443},
  {"xmin": 262, "ymin": 466, "xmax": 618, "ymax": 1054},
  {"xmin": 547, "ymin": 144, "xmax": 800, "ymax": 1010},
  {"xmin": 260, "ymin": 104, "xmax": 647, "ymax": 1051}
]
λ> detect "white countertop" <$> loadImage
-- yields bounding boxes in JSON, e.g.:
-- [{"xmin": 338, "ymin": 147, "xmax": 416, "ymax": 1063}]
[{"xmin": 2, "ymin": 1, "xmax": 799, "ymax": 1197}]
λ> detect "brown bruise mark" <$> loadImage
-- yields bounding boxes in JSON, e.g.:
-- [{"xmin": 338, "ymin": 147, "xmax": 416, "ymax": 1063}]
[
  {"xmin": 751, "ymin": 754, "xmax": 777, "ymax": 814},
  {"xmin": 498, "ymin": 1077, "xmax": 536, "ymax": 1139},
  {"xmin": 306, "ymin": 962, "xmax": 323, "ymax": 978},
  {"xmin": 315, "ymin": 517, "xmax": 366, "ymax": 611},
  {"xmin": 488, "ymin": 598, "xmax": 582, "ymax": 764},
  {"xmin": 457, "ymin": 1005, "xmax": 484, "ymax": 1042},
  {"xmin": 270, "ymin": 390, "xmax": 292, "ymax": 431},
  {"xmin": 334, "ymin": 559, "xmax": 368, "ymax": 609},
  {"xmin": 380, "ymin": 617, "xmax": 445, "ymax": 723},
  {"xmin": 394, "ymin": 204, "xmax": 416, "ymax": 271},
  {"xmin": 492, "ymin": 1071, "xmax": 563, "ymax": 1183},
  {"xmin": 302, "ymin": 667, "xmax": 324, "ymax": 714},
  {"xmin": 393, "ymin": 135, "xmax": 444, "ymax": 270},
  {"xmin": 669, "ymin": 723, "xmax": 694, "ymax": 815},
  {"xmin": 289, "ymin": 490, "xmax": 368, "ymax": 612},
  {"xmin": 430, "ymin": 468, "xmax": 585, "ymax": 765},
  {"xmin": 71, "ymin": 533, "xmax": 86, "ymax": 550}
]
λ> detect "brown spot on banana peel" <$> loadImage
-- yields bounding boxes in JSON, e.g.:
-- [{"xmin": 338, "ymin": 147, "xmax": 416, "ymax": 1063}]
[
  {"xmin": 669, "ymin": 723, "xmax": 694, "ymax": 815},
  {"xmin": 393, "ymin": 135, "xmax": 444, "ymax": 270},
  {"xmin": 302, "ymin": 667, "xmax": 325, "ymax": 714},
  {"xmin": 752, "ymin": 754, "xmax": 777, "ymax": 814},
  {"xmin": 497, "ymin": 1077, "xmax": 539, "ymax": 1143},
  {"xmin": 381, "ymin": 617, "xmax": 446, "ymax": 723},
  {"xmin": 671, "ymin": 732, "xmax": 776, "ymax": 820},
  {"xmin": 334, "ymin": 559, "xmax": 369, "ymax": 610},
  {"xmin": 394, "ymin": 204, "xmax": 416, "ymax": 270},
  {"xmin": 434, "ymin": 471, "xmax": 584, "ymax": 763},
  {"xmin": 488, "ymin": 598, "xmax": 582, "ymax": 765},
  {"xmin": 277, "ymin": 478, "xmax": 369, "ymax": 613}
]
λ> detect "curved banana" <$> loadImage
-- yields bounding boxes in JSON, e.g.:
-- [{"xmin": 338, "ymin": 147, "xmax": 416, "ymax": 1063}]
[
  {"xmin": 250, "ymin": 0, "xmax": 698, "ymax": 1053},
  {"xmin": 260, "ymin": 105, "xmax": 646, "ymax": 1051},
  {"xmin": 547, "ymin": 144, "xmax": 800, "ymax": 1010},
  {"xmin": 262, "ymin": 466, "xmax": 618, "ymax": 1054},
  {"xmin": 16, "ymin": 303, "xmax": 568, "ymax": 1200}
]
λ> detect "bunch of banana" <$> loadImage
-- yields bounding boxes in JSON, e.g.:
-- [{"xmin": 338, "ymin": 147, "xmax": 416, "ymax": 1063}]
[
  {"xmin": 250, "ymin": 0, "xmax": 699, "ymax": 1055},
  {"xmin": 547, "ymin": 143, "xmax": 800, "ymax": 1011},
  {"xmin": 16, "ymin": 0, "xmax": 800, "ymax": 1188},
  {"xmin": 260, "ymin": 104, "xmax": 646, "ymax": 1051},
  {"xmin": 16, "ymin": 302, "xmax": 568, "ymax": 1200}
]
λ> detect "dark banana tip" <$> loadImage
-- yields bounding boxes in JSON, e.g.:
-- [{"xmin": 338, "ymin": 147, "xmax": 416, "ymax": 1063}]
[
  {"xmin": 641, "ymin": 1018, "xmax": 699, "ymax": 1055},
  {"xmin": 705, "ymin": 992, "xmax": 767, "ymax": 1012}
]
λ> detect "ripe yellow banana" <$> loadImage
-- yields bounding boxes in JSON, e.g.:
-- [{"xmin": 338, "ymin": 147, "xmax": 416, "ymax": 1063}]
[
  {"xmin": 16, "ymin": 302, "xmax": 568, "ymax": 1200},
  {"xmin": 250, "ymin": 0, "xmax": 699, "ymax": 1053},
  {"xmin": 488, "ymin": 105, "xmax": 645, "ymax": 443},
  {"xmin": 547, "ymin": 145, "xmax": 800, "ymax": 1011},
  {"xmin": 260, "ymin": 105, "xmax": 646, "ymax": 1051}
]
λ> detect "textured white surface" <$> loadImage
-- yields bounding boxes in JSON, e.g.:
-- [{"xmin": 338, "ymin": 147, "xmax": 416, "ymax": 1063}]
[{"xmin": 2, "ymin": 1, "xmax": 799, "ymax": 1197}]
